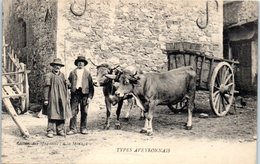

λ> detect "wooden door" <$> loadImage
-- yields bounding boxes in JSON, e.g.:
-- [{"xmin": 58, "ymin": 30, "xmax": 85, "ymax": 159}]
[{"xmin": 230, "ymin": 40, "xmax": 252, "ymax": 92}]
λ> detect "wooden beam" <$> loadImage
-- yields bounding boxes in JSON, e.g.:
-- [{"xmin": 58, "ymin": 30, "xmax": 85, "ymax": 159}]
[
  {"xmin": 2, "ymin": 71, "xmax": 29, "ymax": 75},
  {"xmin": 2, "ymin": 76, "xmax": 23, "ymax": 95},
  {"xmin": 2, "ymin": 85, "xmax": 17, "ymax": 96},
  {"xmin": 199, "ymin": 55, "xmax": 206, "ymax": 86},
  {"xmin": 2, "ymin": 82, "xmax": 24, "ymax": 86},
  {"xmin": 23, "ymin": 63, "xmax": 30, "ymax": 111},
  {"xmin": 2, "ymin": 96, "xmax": 30, "ymax": 138},
  {"xmin": 2, "ymin": 94, "xmax": 27, "ymax": 99}
]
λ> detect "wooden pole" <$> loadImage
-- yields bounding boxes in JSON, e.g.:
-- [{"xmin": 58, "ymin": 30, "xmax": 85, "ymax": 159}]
[
  {"xmin": 11, "ymin": 50, "xmax": 15, "ymax": 77},
  {"xmin": 2, "ymin": 71, "xmax": 28, "ymax": 75},
  {"xmin": 7, "ymin": 52, "xmax": 10, "ymax": 73},
  {"xmin": 18, "ymin": 62, "xmax": 23, "ymax": 93},
  {"xmin": 19, "ymin": 63, "xmax": 25, "ymax": 112},
  {"xmin": 2, "ymin": 96, "xmax": 30, "ymax": 138},
  {"xmin": 22, "ymin": 63, "xmax": 30, "ymax": 112},
  {"xmin": 3, "ymin": 36, "xmax": 6, "ymax": 69},
  {"xmin": 2, "ymin": 94, "xmax": 27, "ymax": 99},
  {"xmin": 2, "ymin": 72, "xmax": 23, "ymax": 95},
  {"xmin": 2, "ymin": 82, "xmax": 24, "ymax": 86}
]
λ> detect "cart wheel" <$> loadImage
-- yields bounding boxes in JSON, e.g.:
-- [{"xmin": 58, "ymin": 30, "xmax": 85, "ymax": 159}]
[
  {"xmin": 209, "ymin": 62, "xmax": 235, "ymax": 116},
  {"xmin": 173, "ymin": 99, "xmax": 187, "ymax": 111},
  {"xmin": 169, "ymin": 99, "xmax": 187, "ymax": 112}
]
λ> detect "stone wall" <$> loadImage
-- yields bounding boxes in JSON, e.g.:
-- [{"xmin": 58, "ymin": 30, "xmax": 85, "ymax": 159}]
[
  {"xmin": 57, "ymin": 0, "xmax": 223, "ymax": 75},
  {"xmin": 4, "ymin": 0, "xmax": 224, "ymax": 103},
  {"xmin": 4, "ymin": 0, "xmax": 58, "ymax": 102},
  {"xmin": 224, "ymin": 1, "xmax": 258, "ymax": 26}
]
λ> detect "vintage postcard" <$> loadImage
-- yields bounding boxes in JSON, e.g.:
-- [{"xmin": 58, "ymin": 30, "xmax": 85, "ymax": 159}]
[{"xmin": 1, "ymin": 0, "xmax": 257, "ymax": 163}]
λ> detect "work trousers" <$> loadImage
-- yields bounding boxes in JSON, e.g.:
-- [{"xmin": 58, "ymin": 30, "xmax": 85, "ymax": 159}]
[
  {"xmin": 47, "ymin": 119, "xmax": 65, "ymax": 134},
  {"xmin": 69, "ymin": 88, "xmax": 89, "ymax": 132}
]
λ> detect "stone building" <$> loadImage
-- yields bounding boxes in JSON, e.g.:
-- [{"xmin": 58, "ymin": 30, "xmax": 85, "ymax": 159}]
[
  {"xmin": 223, "ymin": 1, "xmax": 258, "ymax": 94},
  {"xmin": 3, "ymin": 0, "xmax": 223, "ymax": 102},
  {"xmin": 3, "ymin": 0, "xmax": 57, "ymax": 102}
]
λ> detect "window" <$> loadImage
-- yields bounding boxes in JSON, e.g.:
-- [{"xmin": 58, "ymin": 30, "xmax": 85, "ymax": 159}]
[{"xmin": 17, "ymin": 18, "xmax": 26, "ymax": 48}]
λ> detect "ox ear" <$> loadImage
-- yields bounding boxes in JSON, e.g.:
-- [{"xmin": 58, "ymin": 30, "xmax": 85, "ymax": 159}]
[
  {"xmin": 132, "ymin": 75, "xmax": 141, "ymax": 86},
  {"xmin": 128, "ymin": 75, "xmax": 140, "ymax": 84},
  {"xmin": 105, "ymin": 74, "xmax": 117, "ymax": 80}
]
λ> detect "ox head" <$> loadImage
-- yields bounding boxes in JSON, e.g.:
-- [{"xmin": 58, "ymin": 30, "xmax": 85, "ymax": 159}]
[
  {"xmin": 93, "ymin": 63, "xmax": 121, "ymax": 87},
  {"xmin": 115, "ymin": 67, "xmax": 141, "ymax": 97}
]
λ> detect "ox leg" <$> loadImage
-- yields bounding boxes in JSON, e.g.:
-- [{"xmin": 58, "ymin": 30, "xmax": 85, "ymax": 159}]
[
  {"xmin": 115, "ymin": 99, "xmax": 123, "ymax": 129},
  {"xmin": 140, "ymin": 110, "xmax": 145, "ymax": 120},
  {"xmin": 138, "ymin": 99, "xmax": 145, "ymax": 120},
  {"xmin": 146, "ymin": 102, "xmax": 156, "ymax": 136},
  {"xmin": 124, "ymin": 98, "xmax": 133, "ymax": 121},
  {"xmin": 140, "ymin": 112, "xmax": 149, "ymax": 133},
  {"xmin": 140, "ymin": 103, "xmax": 149, "ymax": 133},
  {"xmin": 186, "ymin": 97, "xmax": 193, "ymax": 130},
  {"xmin": 185, "ymin": 87, "xmax": 195, "ymax": 130},
  {"xmin": 104, "ymin": 97, "xmax": 112, "ymax": 130}
]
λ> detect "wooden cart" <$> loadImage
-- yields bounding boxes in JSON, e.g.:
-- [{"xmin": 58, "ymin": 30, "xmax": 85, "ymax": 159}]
[{"xmin": 165, "ymin": 42, "xmax": 239, "ymax": 116}]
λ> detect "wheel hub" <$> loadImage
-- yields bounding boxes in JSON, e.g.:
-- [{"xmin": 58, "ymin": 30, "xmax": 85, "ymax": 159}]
[{"xmin": 219, "ymin": 84, "xmax": 229, "ymax": 94}]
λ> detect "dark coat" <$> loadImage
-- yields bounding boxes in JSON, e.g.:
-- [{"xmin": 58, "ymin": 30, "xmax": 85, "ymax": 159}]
[
  {"xmin": 43, "ymin": 71, "xmax": 72, "ymax": 120},
  {"xmin": 68, "ymin": 68, "xmax": 94, "ymax": 99}
]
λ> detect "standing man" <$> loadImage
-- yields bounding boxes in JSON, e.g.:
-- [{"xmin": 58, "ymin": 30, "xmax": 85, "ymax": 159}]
[
  {"xmin": 67, "ymin": 56, "xmax": 94, "ymax": 135},
  {"xmin": 43, "ymin": 58, "xmax": 72, "ymax": 138}
]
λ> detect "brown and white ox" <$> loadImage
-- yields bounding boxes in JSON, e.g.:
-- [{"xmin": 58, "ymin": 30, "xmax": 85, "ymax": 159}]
[
  {"xmin": 92, "ymin": 63, "xmax": 144, "ymax": 130},
  {"xmin": 115, "ymin": 66, "xmax": 196, "ymax": 135}
]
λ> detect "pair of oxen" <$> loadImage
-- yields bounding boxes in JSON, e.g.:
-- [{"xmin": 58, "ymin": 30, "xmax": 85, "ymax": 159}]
[{"xmin": 91, "ymin": 61, "xmax": 196, "ymax": 136}]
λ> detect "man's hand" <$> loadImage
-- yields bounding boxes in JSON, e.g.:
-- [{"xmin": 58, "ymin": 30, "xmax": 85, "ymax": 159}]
[
  {"xmin": 44, "ymin": 101, "xmax": 48, "ymax": 105},
  {"xmin": 65, "ymin": 80, "xmax": 71, "ymax": 87},
  {"xmin": 87, "ymin": 98, "xmax": 92, "ymax": 104}
]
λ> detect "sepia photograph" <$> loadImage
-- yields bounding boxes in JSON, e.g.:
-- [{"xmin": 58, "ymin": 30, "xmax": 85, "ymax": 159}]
[{"xmin": 1, "ymin": 0, "xmax": 258, "ymax": 163}]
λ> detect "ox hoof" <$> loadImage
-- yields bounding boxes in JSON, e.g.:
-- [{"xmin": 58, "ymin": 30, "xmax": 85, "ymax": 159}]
[
  {"xmin": 115, "ymin": 124, "xmax": 121, "ymax": 130},
  {"xmin": 140, "ymin": 129, "xmax": 147, "ymax": 133},
  {"xmin": 185, "ymin": 126, "xmax": 192, "ymax": 130},
  {"xmin": 147, "ymin": 131, "xmax": 153, "ymax": 136},
  {"xmin": 111, "ymin": 102, "xmax": 117, "ymax": 106},
  {"xmin": 139, "ymin": 116, "xmax": 145, "ymax": 121},
  {"xmin": 104, "ymin": 125, "xmax": 110, "ymax": 130},
  {"xmin": 123, "ymin": 117, "xmax": 129, "ymax": 122}
]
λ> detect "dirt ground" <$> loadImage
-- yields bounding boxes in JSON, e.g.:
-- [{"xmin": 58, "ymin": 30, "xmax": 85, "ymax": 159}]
[{"xmin": 1, "ymin": 89, "xmax": 257, "ymax": 164}]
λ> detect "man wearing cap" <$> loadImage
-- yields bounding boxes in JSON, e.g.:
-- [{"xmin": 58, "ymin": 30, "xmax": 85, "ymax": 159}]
[
  {"xmin": 67, "ymin": 56, "xmax": 94, "ymax": 135},
  {"xmin": 43, "ymin": 58, "xmax": 72, "ymax": 138}
]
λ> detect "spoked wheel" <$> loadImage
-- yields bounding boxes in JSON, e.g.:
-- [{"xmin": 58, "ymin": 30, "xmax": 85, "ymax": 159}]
[
  {"xmin": 209, "ymin": 62, "xmax": 235, "ymax": 116},
  {"xmin": 173, "ymin": 99, "xmax": 187, "ymax": 111},
  {"xmin": 169, "ymin": 99, "xmax": 188, "ymax": 113}
]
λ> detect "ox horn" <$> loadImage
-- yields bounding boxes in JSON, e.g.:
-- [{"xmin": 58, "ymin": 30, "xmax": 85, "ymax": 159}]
[
  {"xmin": 132, "ymin": 70, "xmax": 137, "ymax": 76},
  {"xmin": 105, "ymin": 74, "xmax": 117, "ymax": 80},
  {"xmin": 111, "ymin": 65, "xmax": 120, "ymax": 70},
  {"xmin": 126, "ymin": 74, "xmax": 140, "ymax": 82},
  {"xmin": 88, "ymin": 58, "xmax": 98, "ymax": 67}
]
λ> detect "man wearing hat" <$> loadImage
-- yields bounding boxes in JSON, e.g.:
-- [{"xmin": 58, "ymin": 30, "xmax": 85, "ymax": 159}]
[
  {"xmin": 43, "ymin": 58, "xmax": 72, "ymax": 138},
  {"xmin": 67, "ymin": 56, "xmax": 94, "ymax": 135}
]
